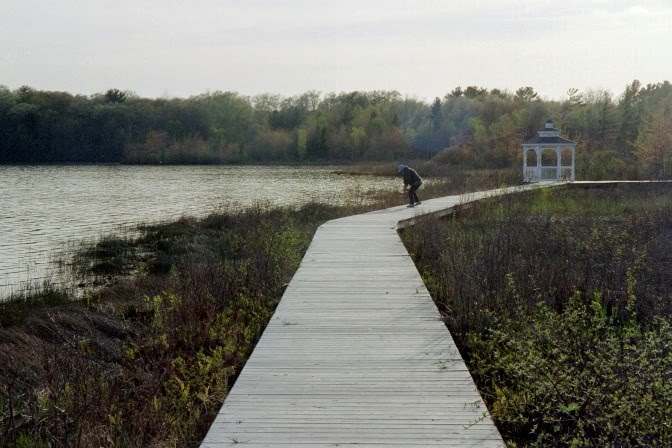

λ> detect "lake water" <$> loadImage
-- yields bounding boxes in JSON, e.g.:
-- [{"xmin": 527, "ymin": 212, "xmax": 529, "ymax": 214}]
[{"xmin": 0, "ymin": 165, "xmax": 398, "ymax": 298}]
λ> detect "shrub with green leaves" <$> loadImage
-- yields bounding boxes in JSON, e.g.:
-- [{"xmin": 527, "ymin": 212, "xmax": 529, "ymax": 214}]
[
  {"xmin": 403, "ymin": 184, "xmax": 672, "ymax": 446},
  {"xmin": 471, "ymin": 293, "xmax": 672, "ymax": 447}
]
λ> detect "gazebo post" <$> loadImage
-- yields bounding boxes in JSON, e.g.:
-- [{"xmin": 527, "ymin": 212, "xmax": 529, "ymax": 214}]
[{"xmin": 556, "ymin": 145, "xmax": 561, "ymax": 181}]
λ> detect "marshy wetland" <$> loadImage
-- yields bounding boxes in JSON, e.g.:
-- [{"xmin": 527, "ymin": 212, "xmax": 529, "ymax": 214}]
[
  {"xmin": 403, "ymin": 183, "xmax": 672, "ymax": 446},
  {"xmin": 2, "ymin": 180, "xmax": 671, "ymax": 446}
]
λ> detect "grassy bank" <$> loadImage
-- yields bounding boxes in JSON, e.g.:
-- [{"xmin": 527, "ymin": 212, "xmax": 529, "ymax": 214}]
[
  {"xmin": 0, "ymin": 203, "xmax": 347, "ymax": 446},
  {"xmin": 402, "ymin": 183, "xmax": 672, "ymax": 446}
]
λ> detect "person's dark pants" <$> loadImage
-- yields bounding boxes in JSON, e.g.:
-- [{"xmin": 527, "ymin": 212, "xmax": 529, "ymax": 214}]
[{"xmin": 408, "ymin": 183, "xmax": 421, "ymax": 205}]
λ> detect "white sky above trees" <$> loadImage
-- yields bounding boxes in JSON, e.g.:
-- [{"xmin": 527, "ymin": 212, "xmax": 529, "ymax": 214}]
[{"xmin": 1, "ymin": 0, "xmax": 671, "ymax": 101}]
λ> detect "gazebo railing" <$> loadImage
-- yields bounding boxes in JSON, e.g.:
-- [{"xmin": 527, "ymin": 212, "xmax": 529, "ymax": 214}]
[
  {"xmin": 541, "ymin": 167, "xmax": 557, "ymax": 180},
  {"xmin": 525, "ymin": 167, "xmax": 538, "ymax": 182},
  {"xmin": 526, "ymin": 166, "xmax": 574, "ymax": 182},
  {"xmin": 560, "ymin": 167, "xmax": 573, "ymax": 181}
]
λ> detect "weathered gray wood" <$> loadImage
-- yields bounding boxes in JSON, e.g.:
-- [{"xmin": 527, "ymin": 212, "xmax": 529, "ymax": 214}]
[{"xmin": 201, "ymin": 184, "xmax": 551, "ymax": 447}]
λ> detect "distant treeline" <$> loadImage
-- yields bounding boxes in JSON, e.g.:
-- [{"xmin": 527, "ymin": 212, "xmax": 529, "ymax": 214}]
[{"xmin": 1, "ymin": 81, "xmax": 671, "ymax": 177}]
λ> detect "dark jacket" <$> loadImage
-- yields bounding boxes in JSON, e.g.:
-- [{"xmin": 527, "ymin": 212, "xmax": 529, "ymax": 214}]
[{"xmin": 403, "ymin": 167, "xmax": 422, "ymax": 187}]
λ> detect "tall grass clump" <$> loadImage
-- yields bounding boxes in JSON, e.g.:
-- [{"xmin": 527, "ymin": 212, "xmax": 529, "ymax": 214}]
[
  {"xmin": 73, "ymin": 235, "xmax": 137, "ymax": 278},
  {"xmin": 0, "ymin": 283, "xmax": 71, "ymax": 327},
  {"xmin": 402, "ymin": 183, "xmax": 672, "ymax": 446},
  {"xmin": 1, "ymin": 202, "xmax": 345, "ymax": 447}
]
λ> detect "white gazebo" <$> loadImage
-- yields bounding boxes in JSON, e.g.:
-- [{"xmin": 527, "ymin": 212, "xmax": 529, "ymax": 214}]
[{"xmin": 523, "ymin": 119, "xmax": 576, "ymax": 182}]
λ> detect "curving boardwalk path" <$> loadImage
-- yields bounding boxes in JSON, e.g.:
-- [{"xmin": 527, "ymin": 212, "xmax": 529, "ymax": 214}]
[{"xmin": 202, "ymin": 184, "xmax": 550, "ymax": 447}]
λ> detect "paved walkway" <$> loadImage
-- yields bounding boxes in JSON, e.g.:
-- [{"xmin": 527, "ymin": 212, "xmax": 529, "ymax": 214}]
[{"xmin": 201, "ymin": 185, "xmax": 548, "ymax": 447}]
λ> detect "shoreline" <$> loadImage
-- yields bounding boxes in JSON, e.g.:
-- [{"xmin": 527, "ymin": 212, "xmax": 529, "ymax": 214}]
[{"xmin": 0, "ymin": 202, "xmax": 353, "ymax": 446}]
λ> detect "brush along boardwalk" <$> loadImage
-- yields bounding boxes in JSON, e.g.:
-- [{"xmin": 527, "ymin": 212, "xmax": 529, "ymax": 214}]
[{"xmin": 201, "ymin": 184, "xmax": 552, "ymax": 447}]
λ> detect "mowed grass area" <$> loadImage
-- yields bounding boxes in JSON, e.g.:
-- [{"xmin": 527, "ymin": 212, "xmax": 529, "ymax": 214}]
[{"xmin": 402, "ymin": 183, "xmax": 672, "ymax": 447}]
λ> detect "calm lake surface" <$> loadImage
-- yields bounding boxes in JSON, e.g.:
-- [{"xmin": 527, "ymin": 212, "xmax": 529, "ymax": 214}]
[{"xmin": 0, "ymin": 165, "xmax": 398, "ymax": 298}]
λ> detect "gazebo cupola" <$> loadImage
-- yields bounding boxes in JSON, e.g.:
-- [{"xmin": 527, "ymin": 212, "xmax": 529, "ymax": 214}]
[{"xmin": 522, "ymin": 119, "xmax": 576, "ymax": 182}]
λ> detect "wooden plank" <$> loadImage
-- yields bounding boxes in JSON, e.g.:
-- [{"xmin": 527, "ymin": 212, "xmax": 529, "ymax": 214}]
[{"xmin": 200, "ymin": 185, "xmax": 553, "ymax": 447}]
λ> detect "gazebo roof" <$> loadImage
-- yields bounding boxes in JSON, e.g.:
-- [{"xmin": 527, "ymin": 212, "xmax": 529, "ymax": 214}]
[
  {"xmin": 523, "ymin": 119, "xmax": 575, "ymax": 145},
  {"xmin": 523, "ymin": 135, "xmax": 576, "ymax": 145}
]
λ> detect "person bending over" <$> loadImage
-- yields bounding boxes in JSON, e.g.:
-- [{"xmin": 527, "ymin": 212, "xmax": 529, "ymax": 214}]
[{"xmin": 397, "ymin": 164, "xmax": 422, "ymax": 207}]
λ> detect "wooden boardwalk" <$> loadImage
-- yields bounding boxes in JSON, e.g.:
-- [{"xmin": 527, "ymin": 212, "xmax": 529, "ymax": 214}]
[{"xmin": 202, "ymin": 185, "xmax": 547, "ymax": 447}]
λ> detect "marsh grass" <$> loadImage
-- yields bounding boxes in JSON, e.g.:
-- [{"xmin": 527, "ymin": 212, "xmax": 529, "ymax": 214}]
[
  {"xmin": 333, "ymin": 161, "xmax": 518, "ymax": 183},
  {"xmin": 347, "ymin": 166, "xmax": 520, "ymax": 211},
  {"xmin": 402, "ymin": 183, "xmax": 672, "ymax": 446},
  {"xmin": 75, "ymin": 236, "xmax": 136, "ymax": 277},
  {"xmin": 0, "ymin": 202, "xmax": 346, "ymax": 447},
  {"xmin": 0, "ymin": 283, "xmax": 72, "ymax": 328},
  {"xmin": 1, "ymin": 166, "xmax": 522, "ymax": 447}
]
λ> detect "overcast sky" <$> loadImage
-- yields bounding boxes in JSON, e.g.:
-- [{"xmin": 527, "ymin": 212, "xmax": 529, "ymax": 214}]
[{"xmin": 1, "ymin": 0, "xmax": 671, "ymax": 101}]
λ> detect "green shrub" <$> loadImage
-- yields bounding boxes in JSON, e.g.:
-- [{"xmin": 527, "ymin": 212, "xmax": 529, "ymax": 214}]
[
  {"xmin": 403, "ymin": 184, "xmax": 672, "ymax": 445},
  {"xmin": 471, "ymin": 293, "xmax": 672, "ymax": 446}
]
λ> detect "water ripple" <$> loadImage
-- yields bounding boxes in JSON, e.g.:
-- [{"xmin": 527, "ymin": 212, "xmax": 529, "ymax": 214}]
[{"xmin": 0, "ymin": 165, "xmax": 397, "ymax": 298}]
